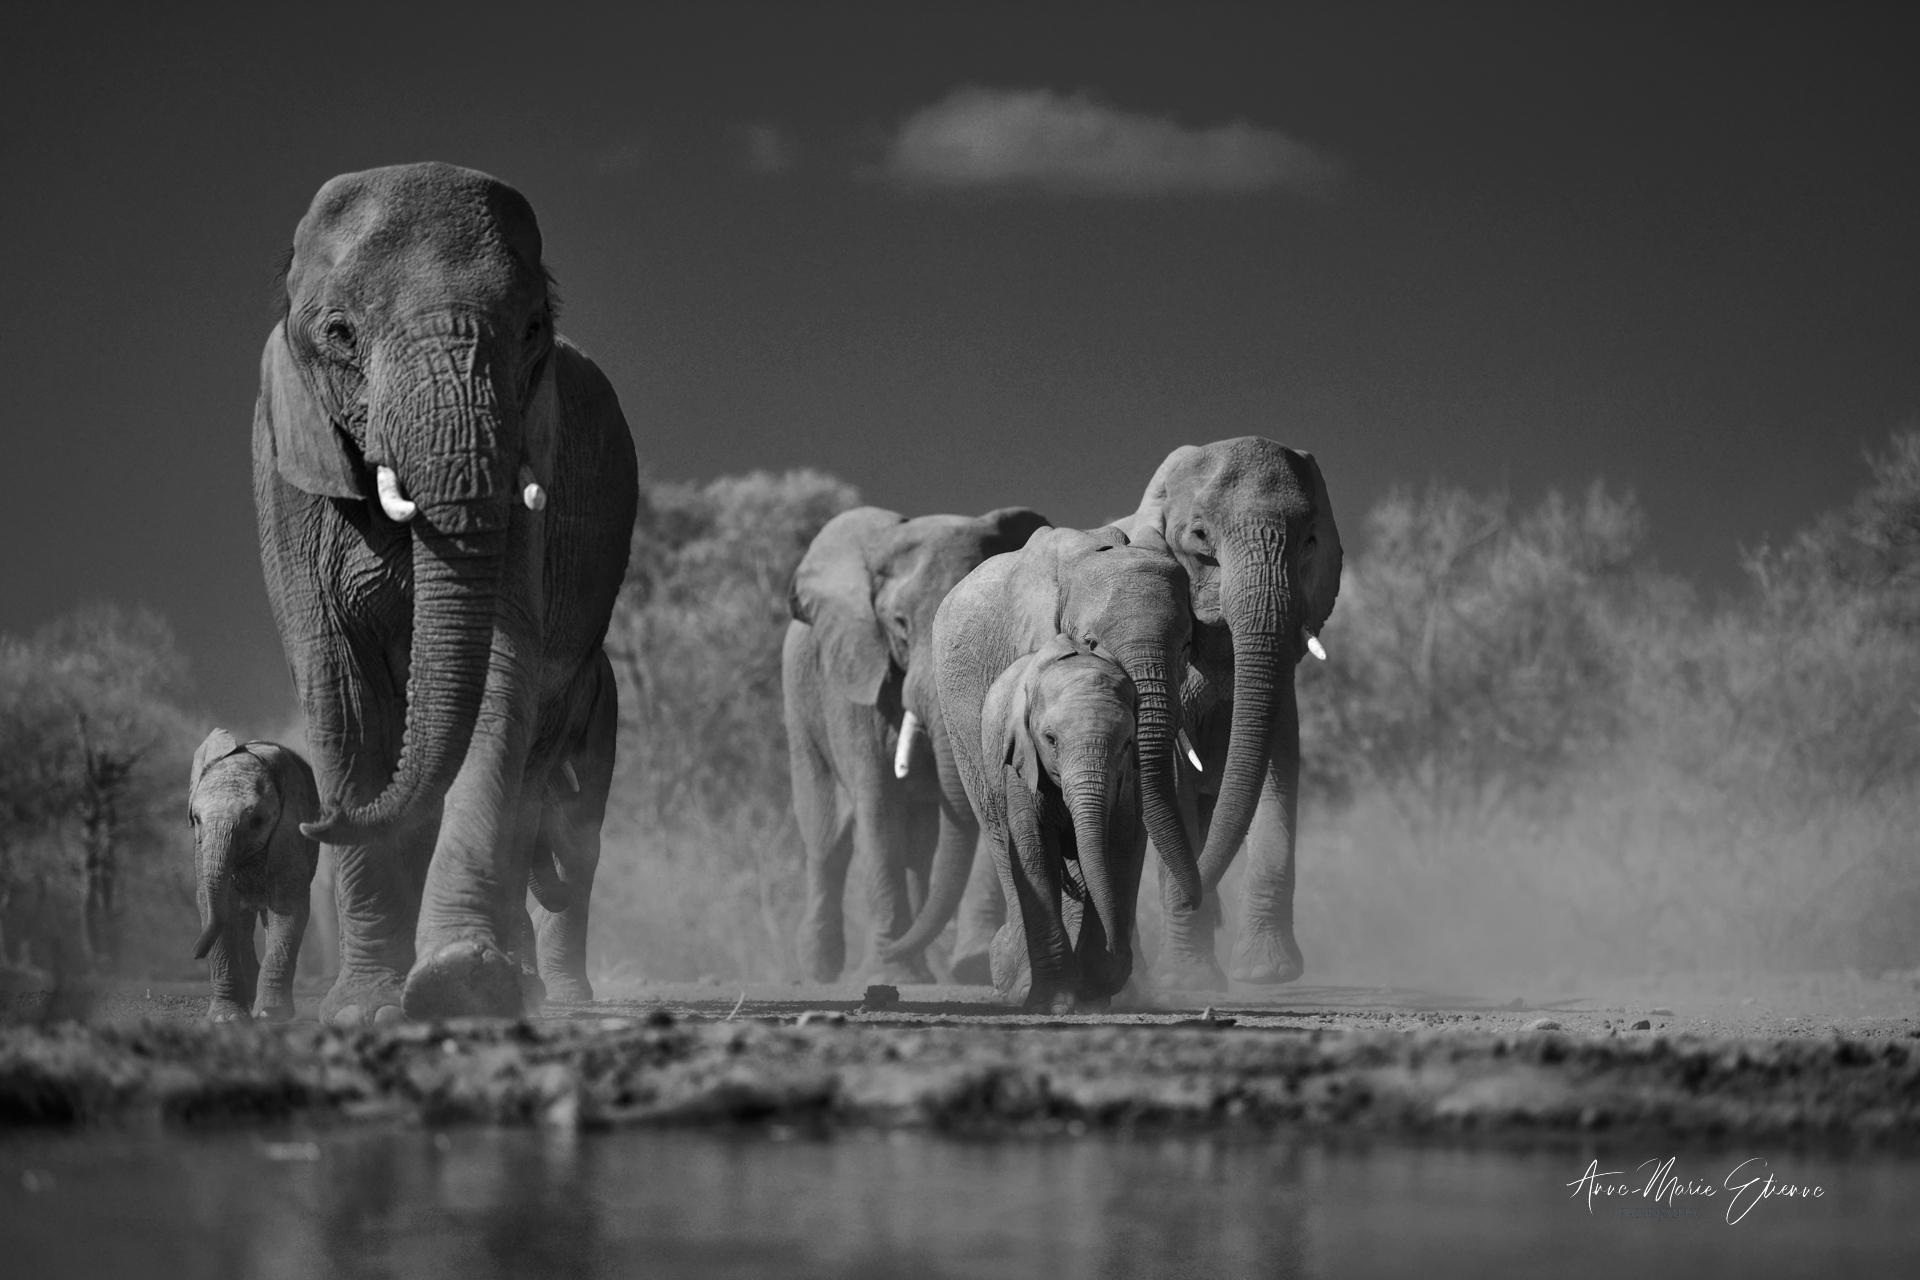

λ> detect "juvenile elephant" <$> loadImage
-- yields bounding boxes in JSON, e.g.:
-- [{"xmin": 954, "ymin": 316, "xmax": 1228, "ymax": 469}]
[
  {"xmin": 882, "ymin": 525, "xmax": 1202, "ymax": 968},
  {"xmin": 978, "ymin": 636, "xmax": 1145, "ymax": 1011},
  {"xmin": 188, "ymin": 730, "xmax": 321, "ymax": 1022},
  {"xmin": 253, "ymin": 162, "xmax": 638, "ymax": 1023},
  {"xmin": 1108, "ymin": 438, "xmax": 1342, "ymax": 989},
  {"xmin": 784, "ymin": 504, "xmax": 1048, "ymax": 982}
]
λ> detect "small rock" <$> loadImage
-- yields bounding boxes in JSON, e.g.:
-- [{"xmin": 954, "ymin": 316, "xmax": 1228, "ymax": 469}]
[
  {"xmin": 1527, "ymin": 1018, "xmax": 1563, "ymax": 1031},
  {"xmin": 861, "ymin": 984, "xmax": 901, "ymax": 1011},
  {"xmin": 1649, "ymin": 1007, "xmax": 1675, "ymax": 1017},
  {"xmin": 1630, "ymin": 1019, "xmax": 1652, "ymax": 1031},
  {"xmin": 261, "ymin": 1142, "xmax": 321, "ymax": 1162},
  {"xmin": 644, "ymin": 1009, "xmax": 676, "ymax": 1028},
  {"xmin": 796, "ymin": 1010, "xmax": 846, "ymax": 1027}
]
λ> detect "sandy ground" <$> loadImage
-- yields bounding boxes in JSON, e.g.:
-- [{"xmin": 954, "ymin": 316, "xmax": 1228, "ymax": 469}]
[{"xmin": 3, "ymin": 970, "xmax": 1916, "ymax": 1141}]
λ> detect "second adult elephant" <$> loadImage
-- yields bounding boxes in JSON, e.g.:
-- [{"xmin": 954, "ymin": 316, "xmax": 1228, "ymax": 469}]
[
  {"xmin": 783, "ymin": 504, "xmax": 1049, "ymax": 982},
  {"xmin": 879, "ymin": 525, "xmax": 1204, "ymax": 971}
]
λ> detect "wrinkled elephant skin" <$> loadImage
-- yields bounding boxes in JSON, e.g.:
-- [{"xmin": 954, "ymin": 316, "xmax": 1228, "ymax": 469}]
[{"xmin": 252, "ymin": 163, "xmax": 637, "ymax": 1023}]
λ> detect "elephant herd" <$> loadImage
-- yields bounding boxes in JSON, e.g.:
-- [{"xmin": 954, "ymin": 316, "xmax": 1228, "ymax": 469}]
[{"xmin": 190, "ymin": 161, "xmax": 1341, "ymax": 1024}]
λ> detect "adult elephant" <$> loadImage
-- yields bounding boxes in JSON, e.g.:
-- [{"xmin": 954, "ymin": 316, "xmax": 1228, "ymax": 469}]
[
  {"xmin": 784, "ymin": 505, "xmax": 1048, "ymax": 982},
  {"xmin": 1107, "ymin": 438, "xmax": 1342, "ymax": 989},
  {"xmin": 253, "ymin": 162, "xmax": 638, "ymax": 1024},
  {"xmin": 878, "ymin": 525, "xmax": 1204, "ymax": 971}
]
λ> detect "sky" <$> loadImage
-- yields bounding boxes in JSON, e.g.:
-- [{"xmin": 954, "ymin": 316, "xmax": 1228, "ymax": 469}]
[{"xmin": 3, "ymin": 1, "xmax": 1917, "ymax": 730}]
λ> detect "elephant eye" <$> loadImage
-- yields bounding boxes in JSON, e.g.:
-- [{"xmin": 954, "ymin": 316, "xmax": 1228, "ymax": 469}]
[
  {"xmin": 322, "ymin": 317, "xmax": 357, "ymax": 360},
  {"xmin": 525, "ymin": 313, "xmax": 545, "ymax": 342}
]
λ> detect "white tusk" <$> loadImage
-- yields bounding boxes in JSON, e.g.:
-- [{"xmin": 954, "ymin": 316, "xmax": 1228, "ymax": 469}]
[
  {"xmin": 894, "ymin": 711, "xmax": 921, "ymax": 779},
  {"xmin": 560, "ymin": 760, "xmax": 580, "ymax": 794},
  {"xmin": 519, "ymin": 464, "xmax": 547, "ymax": 512},
  {"xmin": 375, "ymin": 466, "xmax": 417, "ymax": 522},
  {"xmin": 1177, "ymin": 729, "xmax": 1203, "ymax": 772},
  {"xmin": 1304, "ymin": 629, "xmax": 1327, "ymax": 661}
]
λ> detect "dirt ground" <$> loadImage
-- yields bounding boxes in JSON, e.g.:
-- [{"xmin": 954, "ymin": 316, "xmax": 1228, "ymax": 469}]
[{"xmin": 3, "ymin": 969, "xmax": 1916, "ymax": 1142}]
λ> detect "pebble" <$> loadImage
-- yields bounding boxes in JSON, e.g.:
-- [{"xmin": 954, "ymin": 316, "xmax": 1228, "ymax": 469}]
[
  {"xmin": 860, "ymin": 984, "xmax": 901, "ymax": 1011},
  {"xmin": 1527, "ymin": 1018, "xmax": 1563, "ymax": 1031},
  {"xmin": 796, "ymin": 1010, "xmax": 846, "ymax": 1027},
  {"xmin": 1630, "ymin": 1019, "xmax": 1652, "ymax": 1031}
]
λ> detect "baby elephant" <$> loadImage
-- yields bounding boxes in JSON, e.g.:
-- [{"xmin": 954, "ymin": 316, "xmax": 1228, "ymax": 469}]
[
  {"xmin": 188, "ymin": 730, "xmax": 321, "ymax": 1022},
  {"xmin": 978, "ymin": 635, "xmax": 1145, "ymax": 1013}
]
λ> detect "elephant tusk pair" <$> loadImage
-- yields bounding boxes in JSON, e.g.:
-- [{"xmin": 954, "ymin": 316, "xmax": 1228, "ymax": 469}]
[
  {"xmin": 374, "ymin": 464, "xmax": 549, "ymax": 522},
  {"xmin": 1303, "ymin": 627, "xmax": 1328, "ymax": 661},
  {"xmin": 894, "ymin": 711, "xmax": 922, "ymax": 779}
]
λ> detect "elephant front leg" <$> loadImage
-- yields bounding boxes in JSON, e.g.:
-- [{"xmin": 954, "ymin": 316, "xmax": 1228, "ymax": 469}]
[
  {"xmin": 535, "ymin": 806, "xmax": 602, "ymax": 1004},
  {"xmin": 255, "ymin": 902, "xmax": 308, "ymax": 1021},
  {"xmin": 322, "ymin": 833, "xmax": 426, "ymax": 1027},
  {"xmin": 205, "ymin": 904, "xmax": 260, "ymax": 1023},
  {"xmin": 1153, "ymin": 779, "xmax": 1227, "ymax": 993},
  {"xmin": 1000, "ymin": 777, "xmax": 1076, "ymax": 1012},
  {"xmin": 405, "ymin": 663, "xmax": 540, "ymax": 1019},
  {"xmin": 949, "ymin": 828, "xmax": 1004, "ymax": 985},
  {"xmin": 791, "ymin": 735, "xmax": 855, "ymax": 982},
  {"xmin": 1227, "ymin": 714, "xmax": 1304, "ymax": 985},
  {"xmin": 855, "ymin": 782, "xmax": 935, "ymax": 984}
]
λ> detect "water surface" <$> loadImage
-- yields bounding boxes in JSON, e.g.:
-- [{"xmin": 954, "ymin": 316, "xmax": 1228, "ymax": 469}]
[{"xmin": 3, "ymin": 1126, "xmax": 1913, "ymax": 1277}]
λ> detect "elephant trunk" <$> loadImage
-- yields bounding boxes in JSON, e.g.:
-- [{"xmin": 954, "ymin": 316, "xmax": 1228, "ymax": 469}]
[
  {"xmin": 1196, "ymin": 534, "xmax": 1293, "ymax": 887},
  {"xmin": 875, "ymin": 703, "xmax": 978, "ymax": 963},
  {"xmin": 304, "ymin": 333, "xmax": 519, "ymax": 845},
  {"xmin": 1063, "ymin": 758, "xmax": 1125, "ymax": 976},
  {"xmin": 1127, "ymin": 652, "xmax": 1202, "ymax": 911},
  {"xmin": 191, "ymin": 819, "xmax": 239, "ymax": 959}
]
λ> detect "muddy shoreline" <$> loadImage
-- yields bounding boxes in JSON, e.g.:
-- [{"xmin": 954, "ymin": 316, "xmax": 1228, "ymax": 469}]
[{"xmin": 5, "ymin": 1001, "xmax": 1917, "ymax": 1145}]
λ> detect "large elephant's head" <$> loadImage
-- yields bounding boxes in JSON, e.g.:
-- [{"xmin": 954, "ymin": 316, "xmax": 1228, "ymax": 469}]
[
  {"xmin": 995, "ymin": 527, "xmax": 1201, "ymax": 910},
  {"xmin": 261, "ymin": 163, "xmax": 560, "ymax": 842},
  {"xmin": 788, "ymin": 504, "xmax": 1051, "ymax": 735},
  {"xmin": 1126, "ymin": 438, "xmax": 1342, "ymax": 885}
]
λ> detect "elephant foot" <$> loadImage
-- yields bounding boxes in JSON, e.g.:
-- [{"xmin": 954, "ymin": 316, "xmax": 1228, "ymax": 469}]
[
  {"xmin": 517, "ymin": 965, "xmax": 547, "ymax": 1015},
  {"xmin": 1152, "ymin": 950, "xmax": 1229, "ymax": 993},
  {"xmin": 1023, "ymin": 986, "xmax": 1079, "ymax": 1015},
  {"xmin": 543, "ymin": 973, "xmax": 595, "ymax": 1005},
  {"xmin": 403, "ymin": 940, "xmax": 526, "ymax": 1020},
  {"xmin": 321, "ymin": 971, "xmax": 407, "ymax": 1028},
  {"xmin": 860, "ymin": 953, "xmax": 936, "ymax": 987},
  {"xmin": 207, "ymin": 998, "xmax": 251, "ymax": 1024},
  {"xmin": 1228, "ymin": 928, "xmax": 1305, "ymax": 985},
  {"xmin": 947, "ymin": 949, "xmax": 992, "ymax": 986},
  {"xmin": 252, "ymin": 994, "xmax": 297, "ymax": 1023},
  {"xmin": 989, "ymin": 922, "xmax": 1033, "ymax": 1004}
]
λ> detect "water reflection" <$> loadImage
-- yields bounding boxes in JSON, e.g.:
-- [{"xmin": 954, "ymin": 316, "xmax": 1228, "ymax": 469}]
[{"xmin": 3, "ymin": 1127, "xmax": 1916, "ymax": 1278}]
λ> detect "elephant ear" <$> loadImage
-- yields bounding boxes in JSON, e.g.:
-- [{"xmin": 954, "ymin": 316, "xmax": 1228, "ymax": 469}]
[
  {"xmin": 262, "ymin": 321, "xmax": 368, "ymax": 501},
  {"xmin": 978, "ymin": 506, "xmax": 1052, "ymax": 556},
  {"xmin": 789, "ymin": 506, "xmax": 905, "ymax": 706},
  {"xmin": 189, "ymin": 729, "xmax": 241, "ymax": 814},
  {"xmin": 1294, "ymin": 449, "xmax": 1344, "ymax": 632},
  {"xmin": 987, "ymin": 652, "xmax": 1044, "ymax": 798},
  {"xmin": 1128, "ymin": 445, "xmax": 1204, "ymax": 541},
  {"xmin": 252, "ymin": 742, "xmax": 323, "ymax": 836}
]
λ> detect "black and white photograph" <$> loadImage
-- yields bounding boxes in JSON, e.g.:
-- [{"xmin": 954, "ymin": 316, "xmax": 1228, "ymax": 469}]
[{"xmin": 3, "ymin": 2, "xmax": 1917, "ymax": 1274}]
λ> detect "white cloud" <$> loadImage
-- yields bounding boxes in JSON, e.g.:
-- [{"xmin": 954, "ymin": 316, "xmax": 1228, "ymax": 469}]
[
  {"xmin": 738, "ymin": 123, "xmax": 798, "ymax": 175},
  {"xmin": 881, "ymin": 86, "xmax": 1339, "ymax": 197}
]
